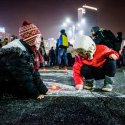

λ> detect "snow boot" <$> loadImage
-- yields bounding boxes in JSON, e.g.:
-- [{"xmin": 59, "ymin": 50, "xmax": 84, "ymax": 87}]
[
  {"xmin": 102, "ymin": 75, "xmax": 114, "ymax": 92},
  {"xmin": 84, "ymin": 79, "xmax": 96, "ymax": 90}
]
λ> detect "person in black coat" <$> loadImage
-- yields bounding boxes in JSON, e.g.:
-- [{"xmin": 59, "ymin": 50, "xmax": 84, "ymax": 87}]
[
  {"xmin": 91, "ymin": 26, "xmax": 117, "ymax": 50},
  {"xmin": 0, "ymin": 20, "xmax": 48, "ymax": 100},
  {"xmin": 49, "ymin": 46, "xmax": 56, "ymax": 66}
]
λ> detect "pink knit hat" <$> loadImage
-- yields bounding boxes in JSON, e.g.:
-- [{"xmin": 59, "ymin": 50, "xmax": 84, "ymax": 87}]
[{"xmin": 19, "ymin": 20, "xmax": 41, "ymax": 46}]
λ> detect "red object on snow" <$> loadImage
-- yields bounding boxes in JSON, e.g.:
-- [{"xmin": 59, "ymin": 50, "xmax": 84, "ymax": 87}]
[{"xmin": 51, "ymin": 85, "xmax": 61, "ymax": 90}]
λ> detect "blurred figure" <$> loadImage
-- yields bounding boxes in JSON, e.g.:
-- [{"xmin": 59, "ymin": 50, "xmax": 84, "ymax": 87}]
[
  {"xmin": 72, "ymin": 35, "xmax": 119, "ymax": 92},
  {"xmin": 67, "ymin": 43, "xmax": 75, "ymax": 67},
  {"xmin": 49, "ymin": 46, "xmax": 56, "ymax": 66},
  {"xmin": 115, "ymin": 32, "xmax": 123, "ymax": 68},
  {"xmin": 39, "ymin": 38, "xmax": 47, "ymax": 67},
  {"xmin": 57, "ymin": 29, "xmax": 68, "ymax": 69},
  {"xmin": 120, "ymin": 45, "xmax": 125, "ymax": 66},
  {"xmin": 116, "ymin": 32, "xmax": 123, "ymax": 52},
  {"xmin": 0, "ymin": 39, "xmax": 2, "ymax": 48},
  {"xmin": 0, "ymin": 20, "xmax": 48, "ymax": 99},
  {"xmin": 55, "ymin": 40, "xmax": 59, "ymax": 66},
  {"xmin": 91, "ymin": 26, "xmax": 117, "ymax": 50}
]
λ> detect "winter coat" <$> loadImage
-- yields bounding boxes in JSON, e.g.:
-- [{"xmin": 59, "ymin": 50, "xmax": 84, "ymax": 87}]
[
  {"xmin": 0, "ymin": 39, "xmax": 48, "ymax": 99},
  {"xmin": 49, "ymin": 48, "xmax": 55, "ymax": 58},
  {"xmin": 73, "ymin": 45, "xmax": 119, "ymax": 85}
]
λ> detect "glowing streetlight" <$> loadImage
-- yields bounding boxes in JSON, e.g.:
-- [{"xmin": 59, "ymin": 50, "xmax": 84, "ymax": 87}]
[
  {"xmin": 78, "ymin": 30, "xmax": 84, "ymax": 36},
  {"xmin": 82, "ymin": 5, "xmax": 98, "ymax": 11},
  {"xmin": 66, "ymin": 18, "xmax": 71, "ymax": 23},
  {"xmin": 62, "ymin": 22, "xmax": 67, "ymax": 27},
  {"xmin": 78, "ymin": 8, "xmax": 86, "ymax": 22},
  {"xmin": 81, "ymin": 18, "xmax": 86, "ymax": 24},
  {"xmin": 77, "ymin": 23, "xmax": 80, "ymax": 27},
  {"xmin": 61, "ymin": 17, "xmax": 86, "ymax": 39},
  {"xmin": 0, "ymin": 27, "xmax": 5, "ymax": 33},
  {"xmin": 68, "ymin": 29, "xmax": 72, "ymax": 37},
  {"xmin": 82, "ymin": 4, "xmax": 98, "ymax": 31}
]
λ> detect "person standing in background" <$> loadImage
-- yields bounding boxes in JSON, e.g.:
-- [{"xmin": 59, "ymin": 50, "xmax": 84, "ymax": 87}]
[{"xmin": 57, "ymin": 29, "xmax": 68, "ymax": 69}]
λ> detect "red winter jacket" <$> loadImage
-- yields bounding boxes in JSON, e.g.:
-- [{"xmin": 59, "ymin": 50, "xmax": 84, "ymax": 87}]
[{"xmin": 73, "ymin": 45, "xmax": 119, "ymax": 86}]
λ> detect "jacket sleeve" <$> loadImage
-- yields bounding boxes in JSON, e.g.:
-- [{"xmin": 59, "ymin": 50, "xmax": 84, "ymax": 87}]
[
  {"xmin": 103, "ymin": 45, "xmax": 119, "ymax": 59},
  {"xmin": 73, "ymin": 56, "xmax": 84, "ymax": 86},
  {"xmin": 33, "ymin": 71, "xmax": 48, "ymax": 94}
]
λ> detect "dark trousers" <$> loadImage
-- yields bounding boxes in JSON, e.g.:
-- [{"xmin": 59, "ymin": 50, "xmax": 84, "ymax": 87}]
[{"xmin": 80, "ymin": 59, "xmax": 117, "ymax": 80}]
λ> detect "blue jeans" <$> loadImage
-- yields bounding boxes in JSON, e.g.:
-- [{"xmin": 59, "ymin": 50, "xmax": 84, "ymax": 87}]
[
  {"xmin": 58, "ymin": 48, "xmax": 68, "ymax": 66},
  {"xmin": 80, "ymin": 59, "xmax": 117, "ymax": 80}
]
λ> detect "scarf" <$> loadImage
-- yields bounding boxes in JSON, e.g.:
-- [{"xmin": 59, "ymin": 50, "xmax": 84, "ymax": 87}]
[{"xmin": 32, "ymin": 46, "xmax": 43, "ymax": 71}]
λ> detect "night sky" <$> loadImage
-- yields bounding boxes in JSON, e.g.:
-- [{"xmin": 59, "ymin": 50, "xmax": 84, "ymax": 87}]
[{"xmin": 0, "ymin": 0, "xmax": 125, "ymax": 39}]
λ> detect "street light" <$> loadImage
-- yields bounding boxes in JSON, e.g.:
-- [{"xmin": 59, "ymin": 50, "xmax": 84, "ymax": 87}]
[
  {"xmin": 61, "ymin": 17, "xmax": 86, "ymax": 43},
  {"xmin": 82, "ymin": 5, "xmax": 98, "ymax": 11},
  {"xmin": 78, "ymin": 30, "xmax": 84, "ymax": 36},
  {"xmin": 66, "ymin": 17, "xmax": 71, "ymax": 23},
  {"xmin": 0, "ymin": 27, "xmax": 5, "ymax": 33},
  {"xmin": 0, "ymin": 27, "xmax": 6, "ymax": 39},
  {"xmin": 81, "ymin": 18, "xmax": 86, "ymax": 24},
  {"xmin": 78, "ymin": 8, "xmax": 86, "ymax": 22},
  {"xmin": 82, "ymin": 4, "xmax": 98, "ymax": 34},
  {"xmin": 62, "ymin": 22, "xmax": 67, "ymax": 27}
]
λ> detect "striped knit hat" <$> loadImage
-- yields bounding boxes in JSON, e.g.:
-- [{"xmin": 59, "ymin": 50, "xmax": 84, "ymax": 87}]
[{"xmin": 19, "ymin": 20, "xmax": 41, "ymax": 46}]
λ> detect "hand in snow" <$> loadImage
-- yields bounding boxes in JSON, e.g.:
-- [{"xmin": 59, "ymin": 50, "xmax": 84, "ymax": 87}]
[
  {"xmin": 75, "ymin": 84, "xmax": 83, "ymax": 90},
  {"xmin": 37, "ymin": 94, "xmax": 44, "ymax": 100}
]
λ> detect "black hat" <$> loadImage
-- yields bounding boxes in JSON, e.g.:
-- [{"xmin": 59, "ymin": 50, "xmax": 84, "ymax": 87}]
[{"xmin": 60, "ymin": 29, "xmax": 65, "ymax": 34}]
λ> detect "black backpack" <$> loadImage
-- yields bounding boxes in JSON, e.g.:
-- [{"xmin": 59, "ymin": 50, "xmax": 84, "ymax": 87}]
[{"xmin": 94, "ymin": 29, "xmax": 117, "ymax": 50}]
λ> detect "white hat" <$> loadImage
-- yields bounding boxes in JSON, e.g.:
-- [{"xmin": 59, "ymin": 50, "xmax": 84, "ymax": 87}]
[
  {"xmin": 73, "ymin": 35, "xmax": 95, "ymax": 49},
  {"xmin": 73, "ymin": 35, "xmax": 96, "ymax": 60}
]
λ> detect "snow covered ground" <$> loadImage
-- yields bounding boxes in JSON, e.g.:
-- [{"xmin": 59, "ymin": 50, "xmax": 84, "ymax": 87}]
[{"xmin": 40, "ymin": 68, "xmax": 125, "ymax": 97}]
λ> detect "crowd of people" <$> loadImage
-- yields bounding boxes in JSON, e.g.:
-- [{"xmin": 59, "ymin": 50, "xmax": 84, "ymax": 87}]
[{"xmin": 0, "ymin": 20, "xmax": 125, "ymax": 99}]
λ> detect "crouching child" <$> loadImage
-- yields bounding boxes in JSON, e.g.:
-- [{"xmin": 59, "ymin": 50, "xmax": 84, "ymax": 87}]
[{"xmin": 72, "ymin": 35, "xmax": 119, "ymax": 92}]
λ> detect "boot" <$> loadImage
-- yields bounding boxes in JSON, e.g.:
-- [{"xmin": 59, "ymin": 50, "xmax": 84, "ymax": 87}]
[
  {"xmin": 102, "ymin": 75, "xmax": 114, "ymax": 92},
  {"xmin": 84, "ymin": 79, "xmax": 96, "ymax": 90}
]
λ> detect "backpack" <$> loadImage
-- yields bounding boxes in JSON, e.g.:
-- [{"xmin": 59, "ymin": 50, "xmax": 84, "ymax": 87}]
[
  {"xmin": 58, "ymin": 35, "xmax": 68, "ymax": 48},
  {"xmin": 94, "ymin": 29, "xmax": 117, "ymax": 50}
]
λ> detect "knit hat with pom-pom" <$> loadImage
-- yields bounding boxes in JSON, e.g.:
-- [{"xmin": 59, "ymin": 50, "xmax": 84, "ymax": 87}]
[{"xmin": 19, "ymin": 20, "xmax": 41, "ymax": 46}]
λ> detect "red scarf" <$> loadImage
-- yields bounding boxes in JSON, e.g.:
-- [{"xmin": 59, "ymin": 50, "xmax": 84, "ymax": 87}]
[{"xmin": 32, "ymin": 46, "xmax": 43, "ymax": 71}]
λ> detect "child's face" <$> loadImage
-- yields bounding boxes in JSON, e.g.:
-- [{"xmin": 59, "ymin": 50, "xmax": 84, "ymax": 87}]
[
  {"xmin": 35, "ymin": 34, "xmax": 42, "ymax": 50},
  {"xmin": 75, "ymin": 44, "xmax": 96, "ymax": 60},
  {"xmin": 75, "ymin": 48, "xmax": 89, "ymax": 59}
]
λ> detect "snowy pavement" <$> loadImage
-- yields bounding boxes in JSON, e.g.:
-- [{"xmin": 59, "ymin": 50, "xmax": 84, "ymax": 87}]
[
  {"xmin": 39, "ymin": 68, "xmax": 125, "ymax": 98},
  {"xmin": 0, "ymin": 67, "xmax": 125, "ymax": 125}
]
